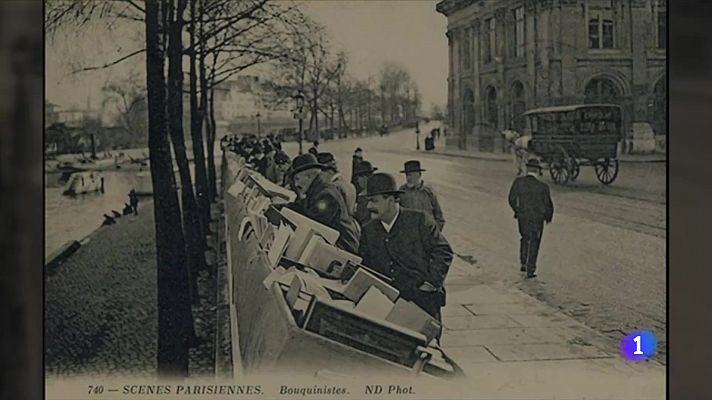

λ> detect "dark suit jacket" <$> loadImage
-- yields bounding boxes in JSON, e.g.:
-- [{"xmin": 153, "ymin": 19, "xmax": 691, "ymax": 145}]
[
  {"xmin": 359, "ymin": 208, "xmax": 453, "ymax": 309},
  {"xmin": 508, "ymin": 175, "xmax": 554, "ymax": 228},
  {"xmin": 289, "ymin": 174, "xmax": 360, "ymax": 253}
]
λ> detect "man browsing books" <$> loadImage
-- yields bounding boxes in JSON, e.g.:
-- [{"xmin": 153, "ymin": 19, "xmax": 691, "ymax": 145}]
[{"xmin": 357, "ymin": 173, "xmax": 453, "ymax": 330}]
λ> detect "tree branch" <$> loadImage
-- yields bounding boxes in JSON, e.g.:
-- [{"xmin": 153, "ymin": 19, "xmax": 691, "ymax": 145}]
[
  {"xmin": 125, "ymin": 0, "xmax": 145, "ymax": 14},
  {"xmin": 70, "ymin": 48, "xmax": 146, "ymax": 74}
]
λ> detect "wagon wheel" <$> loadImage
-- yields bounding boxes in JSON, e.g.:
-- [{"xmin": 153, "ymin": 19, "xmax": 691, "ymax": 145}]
[
  {"xmin": 549, "ymin": 160, "xmax": 569, "ymax": 185},
  {"xmin": 569, "ymin": 160, "xmax": 580, "ymax": 181},
  {"xmin": 595, "ymin": 158, "xmax": 619, "ymax": 185},
  {"xmin": 548, "ymin": 147, "xmax": 571, "ymax": 185}
]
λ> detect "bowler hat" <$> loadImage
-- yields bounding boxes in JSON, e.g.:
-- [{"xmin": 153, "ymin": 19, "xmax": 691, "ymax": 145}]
[
  {"xmin": 291, "ymin": 153, "xmax": 326, "ymax": 174},
  {"xmin": 353, "ymin": 160, "xmax": 377, "ymax": 177},
  {"xmin": 316, "ymin": 152, "xmax": 337, "ymax": 170},
  {"xmin": 364, "ymin": 173, "xmax": 404, "ymax": 197},
  {"xmin": 526, "ymin": 158, "xmax": 542, "ymax": 169},
  {"xmin": 400, "ymin": 160, "xmax": 426, "ymax": 173}
]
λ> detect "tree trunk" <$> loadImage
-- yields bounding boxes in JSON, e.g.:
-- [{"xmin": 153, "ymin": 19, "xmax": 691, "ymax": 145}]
[
  {"xmin": 168, "ymin": 0, "xmax": 203, "ymax": 305},
  {"xmin": 146, "ymin": 0, "xmax": 191, "ymax": 377},
  {"xmin": 207, "ymin": 88, "xmax": 217, "ymax": 200},
  {"xmin": 198, "ymin": 36, "xmax": 213, "ymax": 222},
  {"xmin": 189, "ymin": 0, "xmax": 209, "ymax": 237}
]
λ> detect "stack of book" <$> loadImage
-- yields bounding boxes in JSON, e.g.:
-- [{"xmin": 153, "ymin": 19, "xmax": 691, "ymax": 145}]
[
  {"xmin": 280, "ymin": 207, "xmax": 340, "ymax": 261},
  {"xmin": 297, "ymin": 235, "xmax": 362, "ymax": 278}
]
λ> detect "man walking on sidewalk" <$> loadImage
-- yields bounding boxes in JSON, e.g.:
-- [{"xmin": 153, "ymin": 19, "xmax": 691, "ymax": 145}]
[
  {"xmin": 508, "ymin": 159, "xmax": 554, "ymax": 278},
  {"xmin": 398, "ymin": 160, "xmax": 446, "ymax": 231},
  {"xmin": 358, "ymin": 173, "xmax": 453, "ymax": 334}
]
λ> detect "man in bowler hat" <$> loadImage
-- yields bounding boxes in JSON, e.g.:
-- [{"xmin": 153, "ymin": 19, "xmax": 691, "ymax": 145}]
[
  {"xmin": 398, "ymin": 160, "xmax": 446, "ymax": 231},
  {"xmin": 508, "ymin": 159, "xmax": 554, "ymax": 278},
  {"xmin": 287, "ymin": 153, "xmax": 360, "ymax": 253},
  {"xmin": 352, "ymin": 160, "xmax": 377, "ymax": 225},
  {"xmin": 358, "ymin": 173, "xmax": 453, "ymax": 333}
]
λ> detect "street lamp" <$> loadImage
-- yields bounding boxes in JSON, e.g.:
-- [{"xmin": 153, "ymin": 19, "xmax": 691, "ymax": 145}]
[
  {"xmin": 294, "ymin": 90, "xmax": 305, "ymax": 154},
  {"xmin": 255, "ymin": 113, "xmax": 261, "ymax": 137}
]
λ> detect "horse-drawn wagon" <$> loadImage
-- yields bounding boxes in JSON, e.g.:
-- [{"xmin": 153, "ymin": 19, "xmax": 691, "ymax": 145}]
[{"xmin": 522, "ymin": 104, "xmax": 622, "ymax": 185}]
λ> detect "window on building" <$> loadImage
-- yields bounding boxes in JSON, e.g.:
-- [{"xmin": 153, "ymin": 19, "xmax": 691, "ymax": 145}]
[
  {"xmin": 514, "ymin": 7, "xmax": 525, "ymax": 58},
  {"xmin": 657, "ymin": 10, "xmax": 666, "ymax": 49},
  {"xmin": 463, "ymin": 29, "xmax": 472, "ymax": 70},
  {"xmin": 489, "ymin": 17, "xmax": 497, "ymax": 61},
  {"xmin": 484, "ymin": 18, "xmax": 493, "ymax": 64},
  {"xmin": 588, "ymin": 2, "xmax": 615, "ymax": 49}
]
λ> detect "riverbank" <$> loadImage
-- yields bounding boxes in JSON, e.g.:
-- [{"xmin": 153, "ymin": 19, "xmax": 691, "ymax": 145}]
[{"xmin": 45, "ymin": 200, "xmax": 215, "ymax": 377}]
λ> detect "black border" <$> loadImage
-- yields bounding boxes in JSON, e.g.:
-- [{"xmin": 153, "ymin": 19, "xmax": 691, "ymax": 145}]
[{"xmin": 6, "ymin": 0, "xmax": 712, "ymax": 398}]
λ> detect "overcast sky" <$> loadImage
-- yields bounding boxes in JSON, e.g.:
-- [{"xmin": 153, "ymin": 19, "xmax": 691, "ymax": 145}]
[
  {"xmin": 302, "ymin": 1, "xmax": 448, "ymax": 109},
  {"xmin": 46, "ymin": 1, "xmax": 449, "ymax": 112}
]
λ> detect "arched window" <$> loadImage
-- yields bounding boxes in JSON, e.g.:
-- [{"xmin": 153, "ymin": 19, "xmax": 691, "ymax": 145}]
[
  {"xmin": 463, "ymin": 89, "xmax": 475, "ymax": 137},
  {"xmin": 510, "ymin": 82, "xmax": 526, "ymax": 132},
  {"xmin": 486, "ymin": 87, "xmax": 498, "ymax": 130},
  {"xmin": 651, "ymin": 78, "xmax": 666, "ymax": 135},
  {"xmin": 584, "ymin": 77, "xmax": 620, "ymax": 104}
]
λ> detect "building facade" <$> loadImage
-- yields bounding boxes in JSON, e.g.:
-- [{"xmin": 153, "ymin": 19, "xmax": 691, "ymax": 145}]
[{"xmin": 436, "ymin": 0, "xmax": 667, "ymax": 153}]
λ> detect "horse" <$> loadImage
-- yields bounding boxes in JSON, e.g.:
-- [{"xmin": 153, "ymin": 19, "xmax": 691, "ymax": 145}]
[{"xmin": 500, "ymin": 130, "xmax": 531, "ymax": 176}]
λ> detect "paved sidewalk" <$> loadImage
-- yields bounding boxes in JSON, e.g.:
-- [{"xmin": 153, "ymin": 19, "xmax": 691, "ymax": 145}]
[
  {"xmin": 428, "ymin": 144, "xmax": 666, "ymax": 164},
  {"xmin": 440, "ymin": 258, "xmax": 665, "ymax": 399}
]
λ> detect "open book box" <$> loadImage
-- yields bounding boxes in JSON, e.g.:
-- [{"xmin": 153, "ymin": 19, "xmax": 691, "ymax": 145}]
[
  {"xmin": 297, "ymin": 235, "xmax": 363, "ymax": 277},
  {"xmin": 386, "ymin": 299, "xmax": 442, "ymax": 344},
  {"xmin": 302, "ymin": 295, "xmax": 427, "ymax": 368}
]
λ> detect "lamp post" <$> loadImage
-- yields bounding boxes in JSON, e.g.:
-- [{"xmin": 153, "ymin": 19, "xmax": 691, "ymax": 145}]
[
  {"xmin": 255, "ymin": 113, "xmax": 261, "ymax": 137},
  {"xmin": 294, "ymin": 90, "xmax": 305, "ymax": 154}
]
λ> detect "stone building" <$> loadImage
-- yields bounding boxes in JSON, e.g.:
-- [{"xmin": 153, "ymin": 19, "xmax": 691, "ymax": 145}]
[{"xmin": 436, "ymin": 0, "xmax": 667, "ymax": 153}]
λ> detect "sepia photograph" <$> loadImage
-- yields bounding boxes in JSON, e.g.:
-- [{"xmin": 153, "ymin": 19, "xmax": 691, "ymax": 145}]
[{"xmin": 43, "ymin": 0, "xmax": 666, "ymax": 398}]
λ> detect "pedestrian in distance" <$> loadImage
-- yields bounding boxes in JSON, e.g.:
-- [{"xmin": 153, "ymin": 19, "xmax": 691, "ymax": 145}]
[
  {"xmin": 351, "ymin": 147, "xmax": 363, "ymax": 186},
  {"xmin": 317, "ymin": 152, "xmax": 357, "ymax": 216},
  {"xmin": 358, "ymin": 173, "xmax": 453, "ymax": 337},
  {"xmin": 128, "ymin": 189, "xmax": 139, "ymax": 215},
  {"xmin": 398, "ymin": 160, "xmax": 446, "ymax": 231},
  {"xmin": 352, "ymin": 160, "xmax": 378, "ymax": 225},
  {"xmin": 287, "ymin": 153, "xmax": 360, "ymax": 253},
  {"xmin": 507, "ymin": 159, "xmax": 554, "ymax": 279},
  {"xmin": 308, "ymin": 140, "xmax": 319, "ymax": 156},
  {"xmin": 274, "ymin": 150, "xmax": 291, "ymax": 188}
]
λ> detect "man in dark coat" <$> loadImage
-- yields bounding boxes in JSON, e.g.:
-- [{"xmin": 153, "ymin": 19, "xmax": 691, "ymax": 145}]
[
  {"xmin": 398, "ymin": 160, "xmax": 446, "ymax": 231},
  {"xmin": 508, "ymin": 159, "xmax": 554, "ymax": 278},
  {"xmin": 288, "ymin": 153, "xmax": 360, "ymax": 253},
  {"xmin": 353, "ymin": 160, "xmax": 377, "ymax": 225},
  {"xmin": 358, "ymin": 173, "xmax": 453, "ymax": 327},
  {"xmin": 350, "ymin": 147, "xmax": 363, "ymax": 185}
]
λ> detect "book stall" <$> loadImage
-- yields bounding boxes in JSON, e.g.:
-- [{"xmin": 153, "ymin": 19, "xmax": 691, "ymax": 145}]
[{"xmin": 221, "ymin": 152, "xmax": 463, "ymax": 379}]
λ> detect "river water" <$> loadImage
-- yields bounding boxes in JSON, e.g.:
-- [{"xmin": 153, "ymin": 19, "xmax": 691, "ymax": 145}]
[{"xmin": 45, "ymin": 170, "xmax": 142, "ymax": 256}]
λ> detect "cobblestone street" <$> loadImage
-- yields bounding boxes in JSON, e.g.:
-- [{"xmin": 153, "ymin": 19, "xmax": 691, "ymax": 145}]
[{"xmin": 282, "ymin": 123, "xmax": 666, "ymax": 364}]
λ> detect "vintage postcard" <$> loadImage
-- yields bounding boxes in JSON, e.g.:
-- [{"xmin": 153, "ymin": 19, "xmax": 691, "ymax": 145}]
[{"xmin": 44, "ymin": 1, "xmax": 666, "ymax": 399}]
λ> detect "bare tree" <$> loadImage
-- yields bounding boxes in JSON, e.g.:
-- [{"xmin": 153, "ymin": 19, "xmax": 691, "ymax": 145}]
[
  {"xmin": 146, "ymin": 0, "xmax": 193, "ymax": 377},
  {"xmin": 101, "ymin": 75, "xmax": 148, "ymax": 142}
]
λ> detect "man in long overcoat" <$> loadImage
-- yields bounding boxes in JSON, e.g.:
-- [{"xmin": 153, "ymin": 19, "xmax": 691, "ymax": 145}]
[
  {"xmin": 358, "ymin": 173, "xmax": 453, "ymax": 328},
  {"xmin": 288, "ymin": 153, "xmax": 360, "ymax": 253},
  {"xmin": 398, "ymin": 160, "xmax": 446, "ymax": 231},
  {"xmin": 508, "ymin": 159, "xmax": 554, "ymax": 278}
]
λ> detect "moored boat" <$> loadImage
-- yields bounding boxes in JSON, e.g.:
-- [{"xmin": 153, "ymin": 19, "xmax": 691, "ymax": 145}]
[{"xmin": 62, "ymin": 171, "xmax": 105, "ymax": 196}]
